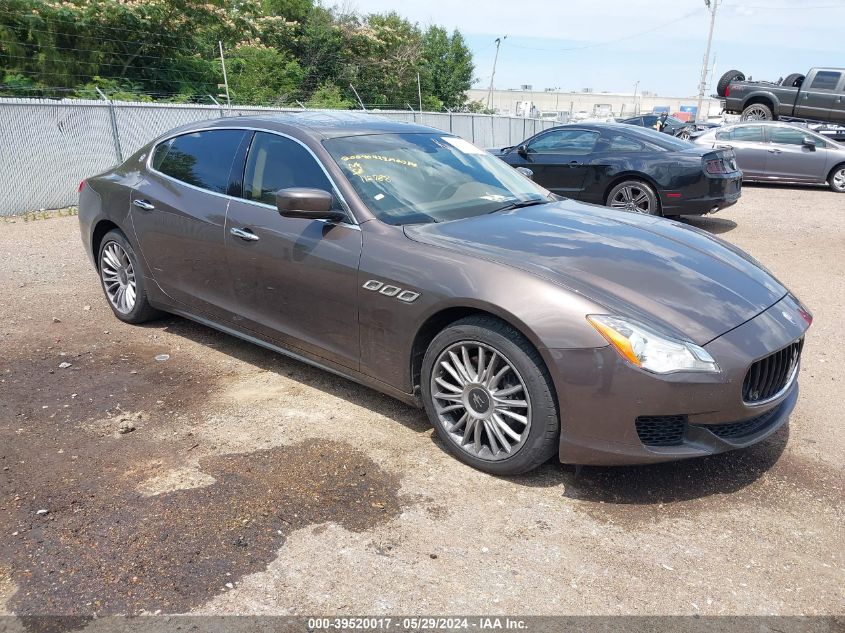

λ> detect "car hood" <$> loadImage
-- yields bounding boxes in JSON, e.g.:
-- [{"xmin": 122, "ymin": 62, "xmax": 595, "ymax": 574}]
[{"xmin": 404, "ymin": 201, "xmax": 786, "ymax": 345}]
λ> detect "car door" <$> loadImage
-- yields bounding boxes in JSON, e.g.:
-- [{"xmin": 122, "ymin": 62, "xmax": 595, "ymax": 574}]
[
  {"xmin": 507, "ymin": 128, "xmax": 600, "ymax": 198},
  {"xmin": 130, "ymin": 129, "xmax": 249, "ymax": 319},
  {"xmin": 795, "ymin": 70, "xmax": 842, "ymax": 121},
  {"xmin": 224, "ymin": 131, "xmax": 363, "ymax": 370},
  {"xmin": 764, "ymin": 126, "xmax": 831, "ymax": 182},
  {"xmin": 714, "ymin": 125, "xmax": 768, "ymax": 178}
]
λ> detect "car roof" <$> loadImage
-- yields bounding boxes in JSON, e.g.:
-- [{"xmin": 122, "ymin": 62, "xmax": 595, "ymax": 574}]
[{"xmin": 160, "ymin": 111, "xmax": 439, "ymax": 141}]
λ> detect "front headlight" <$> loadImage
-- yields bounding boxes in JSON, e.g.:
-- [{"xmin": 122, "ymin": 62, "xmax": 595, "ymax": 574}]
[{"xmin": 587, "ymin": 315, "xmax": 719, "ymax": 374}]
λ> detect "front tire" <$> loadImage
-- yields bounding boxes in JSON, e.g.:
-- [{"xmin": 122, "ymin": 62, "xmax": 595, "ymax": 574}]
[
  {"xmin": 829, "ymin": 165, "xmax": 845, "ymax": 193},
  {"xmin": 606, "ymin": 180, "xmax": 660, "ymax": 215},
  {"xmin": 741, "ymin": 103, "xmax": 774, "ymax": 121},
  {"xmin": 421, "ymin": 316, "xmax": 559, "ymax": 475},
  {"xmin": 98, "ymin": 229, "xmax": 162, "ymax": 324}
]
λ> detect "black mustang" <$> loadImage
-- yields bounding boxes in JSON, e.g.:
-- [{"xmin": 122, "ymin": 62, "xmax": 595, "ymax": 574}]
[{"xmin": 492, "ymin": 123, "xmax": 741, "ymax": 216}]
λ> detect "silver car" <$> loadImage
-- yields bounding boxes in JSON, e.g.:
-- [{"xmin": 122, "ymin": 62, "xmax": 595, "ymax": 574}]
[{"xmin": 693, "ymin": 122, "xmax": 845, "ymax": 193}]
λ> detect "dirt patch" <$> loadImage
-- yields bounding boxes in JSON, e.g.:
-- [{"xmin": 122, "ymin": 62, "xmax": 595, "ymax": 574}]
[
  {"xmin": 3, "ymin": 439, "xmax": 400, "ymax": 619},
  {"xmin": 0, "ymin": 323, "xmax": 403, "ymax": 621}
]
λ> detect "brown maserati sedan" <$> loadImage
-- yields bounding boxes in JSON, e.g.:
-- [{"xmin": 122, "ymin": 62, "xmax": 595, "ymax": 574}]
[{"xmin": 79, "ymin": 113, "xmax": 811, "ymax": 474}]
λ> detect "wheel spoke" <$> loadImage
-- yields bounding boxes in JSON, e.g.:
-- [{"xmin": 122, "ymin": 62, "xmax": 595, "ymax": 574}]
[
  {"xmin": 484, "ymin": 419, "xmax": 501, "ymax": 454},
  {"xmin": 448, "ymin": 350, "xmax": 473, "ymax": 383},
  {"xmin": 440, "ymin": 360, "xmax": 465, "ymax": 387},
  {"xmin": 493, "ymin": 413, "xmax": 522, "ymax": 442},
  {"xmin": 473, "ymin": 417, "xmax": 482, "ymax": 453},
  {"xmin": 486, "ymin": 419, "xmax": 511, "ymax": 454},
  {"xmin": 461, "ymin": 345, "xmax": 477, "ymax": 382},
  {"xmin": 435, "ymin": 375, "xmax": 462, "ymax": 393},
  {"xmin": 439, "ymin": 403, "xmax": 465, "ymax": 414},
  {"xmin": 495, "ymin": 398, "xmax": 528, "ymax": 408},
  {"xmin": 497, "ymin": 407, "xmax": 528, "ymax": 425},
  {"xmin": 493, "ymin": 384, "xmax": 523, "ymax": 397},
  {"xmin": 477, "ymin": 346, "xmax": 485, "ymax": 380},
  {"xmin": 633, "ymin": 192, "xmax": 649, "ymax": 206},
  {"xmin": 434, "ymin": 391, "xmax": 462, "ymax": 402},
  {"xmin": 451, "ymin": 411, "xmax": 468, "ymax": 432},
  {"xmin": 487, "ymin": 364, "xmax": 510, "ymax": 388},
  {"xmin": 461, "ymin": 418, "xmax": 476, "ymax": 445}
]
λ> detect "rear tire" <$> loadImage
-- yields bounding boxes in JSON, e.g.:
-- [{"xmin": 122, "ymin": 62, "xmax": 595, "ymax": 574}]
[
  {"xmin": 741, "ymin": 103, "xmax": 774, "ymax": 121},
  {"xmin": 420, "ymin": 315, "xmax": 559, "ymax": 475},
  {"xmin": 782, "ymin": 73, "xmax": 805, "ymax": 88},
  {"xmin": 717, "ymin": 70, "xmax": 745, "ymax": 97},
  {"xmin": 98, "ymin": 229, "xmax": 163, "ymax": 324},
  {"xmin": 829, "ymin": 164, "xmax": 845, "ymax": 193},
  {"xmin": 606, "ymin": 180, "xmax": 660, "ymax": 215}
]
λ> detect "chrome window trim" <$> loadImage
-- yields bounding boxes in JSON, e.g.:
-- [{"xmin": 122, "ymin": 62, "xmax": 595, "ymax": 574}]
[{"xmin": 145, "ymin": 126, "xmax": 360, "ymax": 229}]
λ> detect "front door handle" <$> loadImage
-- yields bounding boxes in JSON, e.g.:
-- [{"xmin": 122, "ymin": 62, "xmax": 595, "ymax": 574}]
[
  {"xmin": 767, "ymin": 148, "xmax": 782, "ymax": 153},
  {"xmin": 568, "ymin": 160, "xmax": 581, "ymax": 165},
  {"xmin": 132, "ymin": 199, "xmax": 155, "ymax": 211},
  {"xmin": 230, "ymin": 227, "xmax": 260, "ymax": 242}
]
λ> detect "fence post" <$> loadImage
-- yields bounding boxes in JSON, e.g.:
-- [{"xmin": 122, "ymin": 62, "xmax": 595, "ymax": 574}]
[
  {"xmin": 471, "ymin": 115, "xmax": 475, "ymax": 144},
  {"xmin": 96, "ymin": 88, "xmax": 123, "ymax": 164}
]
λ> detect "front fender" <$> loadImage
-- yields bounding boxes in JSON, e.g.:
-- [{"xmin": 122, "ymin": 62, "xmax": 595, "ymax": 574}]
[{"xmin": 356, "ymin": 223, "xmax": 607, "ymax": 393}]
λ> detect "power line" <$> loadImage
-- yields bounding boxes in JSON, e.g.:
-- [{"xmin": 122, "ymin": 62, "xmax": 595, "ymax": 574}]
[{"xmin": 504, "ymin": 8, "xmax": 705, "ymax": 53}]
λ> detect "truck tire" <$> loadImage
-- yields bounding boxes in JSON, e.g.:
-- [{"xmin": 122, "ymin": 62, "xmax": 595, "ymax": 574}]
[
  {"xmin": 741, "ymin": 103, "xmax": 774, "ymax": 121},
  {"xmin": 717, "ymin": 70, "xmax": 745, "ymax": 97},
  {"xmin": 782, "ymin": 73, "xmax": 805, "ymax": 88}
]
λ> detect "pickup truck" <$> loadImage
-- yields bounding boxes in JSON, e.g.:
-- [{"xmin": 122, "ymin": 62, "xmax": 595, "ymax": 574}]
[{"xmin": 716, "ymin": 67, "xmax": 845, "ymax": 124}]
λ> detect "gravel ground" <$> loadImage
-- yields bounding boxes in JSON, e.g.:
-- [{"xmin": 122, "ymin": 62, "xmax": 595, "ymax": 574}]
[{"xmin": 0, "ymin": 184, "xmax": 843, "ymax": 624}]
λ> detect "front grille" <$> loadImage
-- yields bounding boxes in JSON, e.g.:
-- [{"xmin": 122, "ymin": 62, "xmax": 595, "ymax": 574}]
[
  {"xmin": 742, "ymin": 339, "xmax": 803, "ymax": 404},
  {"xmin": 635, "ymin": 415, "xmax": 687, "ymax": 447},
  {"xmin": 693, "ymin": 405, "xmax": 782, "ymax": 440}
]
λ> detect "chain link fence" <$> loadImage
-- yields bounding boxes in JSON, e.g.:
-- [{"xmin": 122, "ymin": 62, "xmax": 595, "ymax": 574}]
[{"xmin": 0, "ymin": 97, "xmax": 558, "ymax": 216}]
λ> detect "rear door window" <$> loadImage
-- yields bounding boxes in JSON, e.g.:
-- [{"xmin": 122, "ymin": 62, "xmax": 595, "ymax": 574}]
[
  {"xmin": 730, "ymin": 126, "xmax": 765, "ymax": 142},
  {"xmin": 809, "ymin": 71, "xmax": 842, "ymax": 91},
  {"xmin": 154, "ymin": 130, "xmax": 248, "ymax": 194}
]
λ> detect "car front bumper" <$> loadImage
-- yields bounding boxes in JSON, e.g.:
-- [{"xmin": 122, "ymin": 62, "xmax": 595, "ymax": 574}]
[{"xmin": 545, "ymin": 294, "xmax": 809, "ymax": 466}]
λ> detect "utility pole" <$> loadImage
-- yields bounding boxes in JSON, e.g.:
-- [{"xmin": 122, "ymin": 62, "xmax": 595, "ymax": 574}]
[
  {"xmin": 695, "ymin": 0, "xmax": 719, "ymax": 123},
  {"xmin": 486, "ymin": 35, "xmax": 506, "ymax": 110},
  {"xmin": 417, "ymin": 72, "xmax": 423, "ymax": 112},
  {"xmin": 218, "ymin": 41, "xmax": 231, "ymax": 108},
  {"xmin": 349, "ymin": 84, "xmax": 366, "ymax": 110},
  {"xmin": 633, "ymin": 80, "xmax": 640, "ymax": 115}
]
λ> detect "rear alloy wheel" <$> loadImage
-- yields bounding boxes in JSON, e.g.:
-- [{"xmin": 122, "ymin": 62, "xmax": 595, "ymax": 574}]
[
  {"xmin": 607, "ymin": 180, "xmax": 659, "ymax": 215},
  {"xmin": 421, "ymin": 316, "xmax": 559, "ymax": 475},
  {"xmin": 829, "ymin": 166, "xmax": 845, "ymax": 193},
  {"xmin": 98, "ymin": 229, "xmax": 162, "ymax": 324},
  {"xmin": 741, "ymin": 103, "xmax": 774, "ymax": 121}
]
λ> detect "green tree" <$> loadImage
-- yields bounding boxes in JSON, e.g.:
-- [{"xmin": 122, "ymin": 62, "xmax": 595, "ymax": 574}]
[
  {"xmin": 305, "ymin": 81, "xmax": 354, "ymax": 109},
  {"xmin": 421, "ymin": 27, "xmax": 474, "ymax": 110},
  {"xmin": 226, "ymin": 45, "xmax": 303, "ymax": 106}
]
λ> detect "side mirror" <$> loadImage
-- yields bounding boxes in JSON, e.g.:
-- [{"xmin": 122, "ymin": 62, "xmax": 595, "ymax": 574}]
[
  {"xmin": 517, "ymin": 144, "xmax": 529, "ymax": 156},
  {"xmin": 802, "ymin": 136, "xmax": 817, "ymax": 149},
  {"xmin": 275, "ymin": 187, "xmax": 347, "ymax": 222},
  {"xmin": 515, "ymin": 167, "xmax": 534, "ymax": 180}
]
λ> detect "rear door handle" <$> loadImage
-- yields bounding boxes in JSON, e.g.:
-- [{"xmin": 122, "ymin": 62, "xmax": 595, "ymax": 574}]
[
  {"xmin": 567, "ymin": 160, "xmax": 581, "ymax": 165},
  {"xmin": 132, "ymin": 199, "xmax": 155, "ymax": 211},
  {"xmin": 230, "ymin": 227, "xmax": 260, "ymax": 242}
]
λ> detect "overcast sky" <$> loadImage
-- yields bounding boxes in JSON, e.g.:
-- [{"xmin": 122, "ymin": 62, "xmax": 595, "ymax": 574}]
[{"xmin": 347, "ymin": 0, "xmax": 845, "ymax": 97}]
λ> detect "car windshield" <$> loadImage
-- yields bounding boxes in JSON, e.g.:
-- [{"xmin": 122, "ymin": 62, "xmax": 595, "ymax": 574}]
[{"xmin": 323, "ymin": 133, "xmax": 553, "ymax": 225}]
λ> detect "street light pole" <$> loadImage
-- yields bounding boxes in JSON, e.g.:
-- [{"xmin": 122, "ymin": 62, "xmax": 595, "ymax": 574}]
[
  {"xmin": 695, "ymin": 0, "xmax": 719, "ymax": 123},
  {"xmin": 487, "ymin": 35, "xmax": 507, "ymax": 111}
]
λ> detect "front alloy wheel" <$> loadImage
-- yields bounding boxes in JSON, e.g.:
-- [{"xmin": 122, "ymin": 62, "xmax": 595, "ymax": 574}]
[
  {"xmin": 431, "ymin": 341, "xmax": 531, "ymax": 460},
  {"xmin": 421, "ymin": 315, "xmax": 560, "ymax": 475},
  {"xmin": 830, "ymin": 166, "xmax": 845, "ymax": 193}
]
